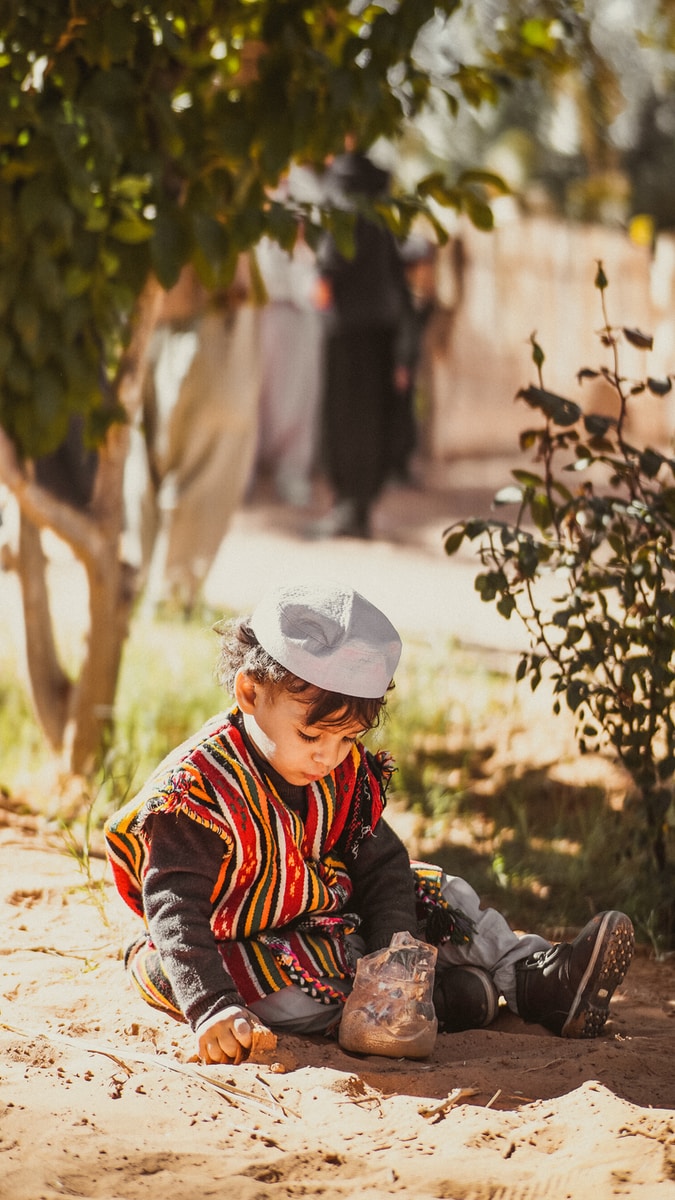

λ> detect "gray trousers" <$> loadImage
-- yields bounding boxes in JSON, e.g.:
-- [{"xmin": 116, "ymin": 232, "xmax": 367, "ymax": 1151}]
[{"xmin": 248, "ymin": 873, "xmax": 550, "ymax": 1034}]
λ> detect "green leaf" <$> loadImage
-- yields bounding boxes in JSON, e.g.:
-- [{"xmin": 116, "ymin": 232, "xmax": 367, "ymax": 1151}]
[
  {"xmin": 497, "ymin": 593, "xmax": 516, "ymax": 619},
  {"xmin": 565, "ymin": 625, "xmax": 584, "ymax": 645},
  {"xmin": 192, "ymin": 213, "xmax": 235, "ymax": 287},
  {"xmin": 462, "ymin": 192, "xmax": 493, "ymax": 231},
  {"xmin": 566, "ymin": 680, "xmax": 587, "ymax": 712},
  {"xmin": 623, "ymin": 327, "xmax": 653, "ymax": 350},
  {"xmin": 112, "ymin": 175, "xmax": 153, "ymax": 202},
  {"xmin": 521, "ymin": 17, "xmax": 560, "ymax": 51},
  {"xmin": 110, "ymin": 218, "xmax": 154, "ymax": 244},
  {"xmin": 517, "ymin": 540, "xmax": 539, "ymax": 578},
  {"xmin": 64, "ymin": 267, "xmax": 92, "ymax": 298},
  {"xmin": 416, "ymin": 172, "xmax": 453, "ymax": 204},
  {"xmin": 531, "ymin": 492, "xmax": 553, "ymax": 530},
  {"xmin": 444, "ymin": 528, "xmax": 465, "ymax": 555},
  {"xmin": 264, "ymin": 203, "xmax": 300, "ymax": 253},
  {"xmin": 328, "ymin": 209, "xmax": 356, "ymax": 260},
  {"xmin": 512, "ymin": 469, "xmax": 545, "ymax": 488},
  {"xmin": 647, "ymin": 376, "xmax": 672, "ymax": 396},
  {"xmin": 494, "ymin": 484, "xmax": 523, "ymax": 505},
  {"xmin": 457, "ymin": 169, "xmax": 510, "ymax": 195},
  {"xmin": 517, "ymin": 386, "xmax": 581, "ymax": 427},
  {"xmin": 464, "ymin": 518, "xmax": 489, "ymax": 540},
  {"xmin": 519, "ymin": 429, "xmax": 539, "ymax": 451},
  {"xmin": 640, "ymin": 448, "xmax": 665, "ymax": 478},
  {"xmin": 476, "ymin": 571, "xmax": 505, "ymax": 602},
  {"xmin": 584, "ymin": 413, "xmax": 615, "ymax": 436}
]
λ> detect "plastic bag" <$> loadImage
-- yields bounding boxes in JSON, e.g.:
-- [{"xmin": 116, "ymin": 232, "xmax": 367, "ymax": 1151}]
[{"xmin": 338, "ymin": 931, "xmax": 438, "ymax": 1059}]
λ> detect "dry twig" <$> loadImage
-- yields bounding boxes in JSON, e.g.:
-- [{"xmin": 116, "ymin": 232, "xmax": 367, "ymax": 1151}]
[{"xmin": 419, "ymin": 1087, "xmax": 479, "ymax": 1121}]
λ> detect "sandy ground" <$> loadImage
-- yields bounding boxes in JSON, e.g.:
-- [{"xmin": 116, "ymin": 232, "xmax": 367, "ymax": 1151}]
[
  {"xmin": 2, "ymin": 473, "xmax": 675, "ymax": 1198},
  {"xmin": 1, "ymin": 803, "xmax": 675, "ymax": 1200}
]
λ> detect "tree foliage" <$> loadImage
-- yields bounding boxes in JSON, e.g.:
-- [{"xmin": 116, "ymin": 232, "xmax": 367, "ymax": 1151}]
[
  {"xmin": 0, "ymin": 1, "xmax": 466, "ymax": 456},
  {"xmin": 0, "ymin": 0, "xmax": 596, "ymax": 458},
  {"xmin": 445, "ymin": 265, "xmax": 675, "ymax": 947}
]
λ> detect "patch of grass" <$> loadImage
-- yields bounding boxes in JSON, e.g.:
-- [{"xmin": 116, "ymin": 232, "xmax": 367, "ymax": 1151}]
[
  {"xmin": 96, "ymin": 609, "xmax": 229, "ymax": 815},
  {"xmin": 0, "ymin": 651, "xmax": 54, "ymax": 795}
]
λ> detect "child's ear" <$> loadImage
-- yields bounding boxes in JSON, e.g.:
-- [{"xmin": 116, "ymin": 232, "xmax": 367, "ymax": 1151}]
[{"xmin": 234, "ymin": 670, "xmax": 258, "ymax": 714}]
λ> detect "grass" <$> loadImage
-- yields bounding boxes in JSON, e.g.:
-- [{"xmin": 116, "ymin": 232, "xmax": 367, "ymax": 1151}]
[
  {"xmin": 96, "ymin": 606, "xmax": 227, "ymax": 813},
  {"xmin": 1, "ymin": 606, "xmax": 671, "ymax": 950}
]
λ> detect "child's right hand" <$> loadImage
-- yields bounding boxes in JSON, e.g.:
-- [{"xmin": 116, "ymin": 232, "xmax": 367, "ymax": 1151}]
[{"xmin": 197, "ymin": 1005, "xmax": 257, "ymax": 1065}]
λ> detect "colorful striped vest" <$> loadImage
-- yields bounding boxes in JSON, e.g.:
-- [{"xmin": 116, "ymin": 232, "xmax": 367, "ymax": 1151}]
[{"xmin": 104, "ymin": 709, "xmax": 390, "ymax": 1005}]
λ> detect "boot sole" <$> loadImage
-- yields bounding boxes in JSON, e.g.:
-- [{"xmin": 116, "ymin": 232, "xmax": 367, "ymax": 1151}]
[{"xmin": 561, "ymin": 911, "xmax": 635, "ymax": 1038}]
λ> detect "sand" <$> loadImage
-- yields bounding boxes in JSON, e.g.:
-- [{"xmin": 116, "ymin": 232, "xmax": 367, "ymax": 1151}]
[{"xmin": 1, "ymin": 801, "xmax": 674, "ymax": 1200}]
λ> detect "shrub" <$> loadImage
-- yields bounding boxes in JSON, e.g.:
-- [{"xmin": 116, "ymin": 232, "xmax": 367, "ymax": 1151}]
[{"xmin": 445, "ymin": 263, "xmax": 675, "ymax": 951}]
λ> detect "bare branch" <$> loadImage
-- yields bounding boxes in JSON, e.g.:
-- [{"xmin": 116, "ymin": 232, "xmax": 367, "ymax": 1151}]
[{"xmin": 0, "ymin": 428, "xmax": 105, "ymax": 567}]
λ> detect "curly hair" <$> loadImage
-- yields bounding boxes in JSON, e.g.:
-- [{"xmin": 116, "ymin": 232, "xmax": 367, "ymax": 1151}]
[{"xmin": 214, "ymin": 616, "xmax": 390, "ymax": 730}]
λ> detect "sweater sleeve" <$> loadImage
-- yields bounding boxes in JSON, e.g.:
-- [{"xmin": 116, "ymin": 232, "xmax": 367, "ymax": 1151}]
[
  {"xmin": 142, "ymin": 811, "xmax": 246, "ymax": 1031},
  {"xmin": 348, "ymin": 817, "xmax": 419, "ymax": 952}
]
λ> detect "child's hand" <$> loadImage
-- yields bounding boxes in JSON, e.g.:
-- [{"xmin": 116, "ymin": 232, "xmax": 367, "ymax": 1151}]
[{"xmin": 197, "ymin": 1006, "xmax": 256, "ymax": 1065}]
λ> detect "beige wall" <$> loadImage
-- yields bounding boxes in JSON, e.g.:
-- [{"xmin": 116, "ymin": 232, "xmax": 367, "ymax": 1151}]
[{"xmin": 424, "ymin": 216, "xmax": 675, "ymax": 470}]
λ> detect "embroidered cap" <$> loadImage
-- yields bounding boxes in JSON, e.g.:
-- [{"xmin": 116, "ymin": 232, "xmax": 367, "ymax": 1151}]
[{"xmin": 249, "ymin": 582, "xmax": 402, "ymax": 698}]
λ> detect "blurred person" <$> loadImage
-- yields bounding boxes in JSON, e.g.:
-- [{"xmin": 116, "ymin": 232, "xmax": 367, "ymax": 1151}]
[
  {"xmin": 123, "ymin": 259, "xmax": 260, "ymax": 613},
  {"xmin": 252, "ymin": 168, "xmax": 324, "ymax": 507},
  {"xmin": 310, "ymin": 147, "xmax": 408, "ymax": 539},
  {"xmin": 390, "ymin": 235, "xmax": 437, "ymax": 486}
]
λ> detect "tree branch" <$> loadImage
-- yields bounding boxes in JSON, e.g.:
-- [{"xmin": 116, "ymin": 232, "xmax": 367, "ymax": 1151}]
[{"xmin": 0, "ymin": 428, "xmax": 105, "ymax": 568}]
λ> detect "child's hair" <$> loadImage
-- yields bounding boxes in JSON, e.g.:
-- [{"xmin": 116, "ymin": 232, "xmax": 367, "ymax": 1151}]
[{"xmin": 215, "ymin": 616, "xmax": 390, "ymax": 730}]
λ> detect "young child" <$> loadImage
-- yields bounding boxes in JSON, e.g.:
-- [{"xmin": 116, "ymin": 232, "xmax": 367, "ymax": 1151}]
[{"xmin": 105, "ymin": 582, "xmax": 635, "ymax": 1065}]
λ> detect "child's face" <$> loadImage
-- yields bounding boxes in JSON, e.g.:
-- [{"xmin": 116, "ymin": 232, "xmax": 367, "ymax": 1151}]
[{"xmin": 236, "ymin": 676, "xmax": 366, "ymax": 786}]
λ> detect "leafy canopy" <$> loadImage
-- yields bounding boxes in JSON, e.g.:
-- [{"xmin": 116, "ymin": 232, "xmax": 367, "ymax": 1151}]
[{"xmin": 1, "ymin": 0, "xmax": 583, "ymax": 457}]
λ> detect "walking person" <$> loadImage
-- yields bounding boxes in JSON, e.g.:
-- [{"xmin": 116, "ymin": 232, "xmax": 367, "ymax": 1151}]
[{"xmin": 310, "ymin": 148, "xmax": 408, "ymax": 538}]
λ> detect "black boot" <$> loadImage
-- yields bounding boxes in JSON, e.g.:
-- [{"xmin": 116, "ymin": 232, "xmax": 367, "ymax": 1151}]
[
  {"xmin": 433, "ymin": 964, "xmax": 500, "ymax": 1033},
  {"xmin": 515, "ymin": 910, "xmax": 634, "ymax": 1038}
]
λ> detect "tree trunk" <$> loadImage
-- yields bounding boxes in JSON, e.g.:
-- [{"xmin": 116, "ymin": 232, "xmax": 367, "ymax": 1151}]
[
  {"xmin": 17, "ymin": 511, "xmax": 71, "ymax": 750},
  {"xmin": 1, "ymin": 277, "xmax": 165, "ymax": 780},
  {"xmin": 63, "ymin": 547, "xmax": 136, "ymax": 776}
]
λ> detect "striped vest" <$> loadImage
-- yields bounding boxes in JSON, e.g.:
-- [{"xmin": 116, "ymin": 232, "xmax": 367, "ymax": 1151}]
[{"xmin": 104, "ymin": 710, "xmax": 390, "ymax": 1004}]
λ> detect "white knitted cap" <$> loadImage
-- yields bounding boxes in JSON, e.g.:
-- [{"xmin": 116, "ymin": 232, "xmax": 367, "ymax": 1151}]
[{"xmin": 249, "ymin": 582, "xmax": 401, "ymax": 698}]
